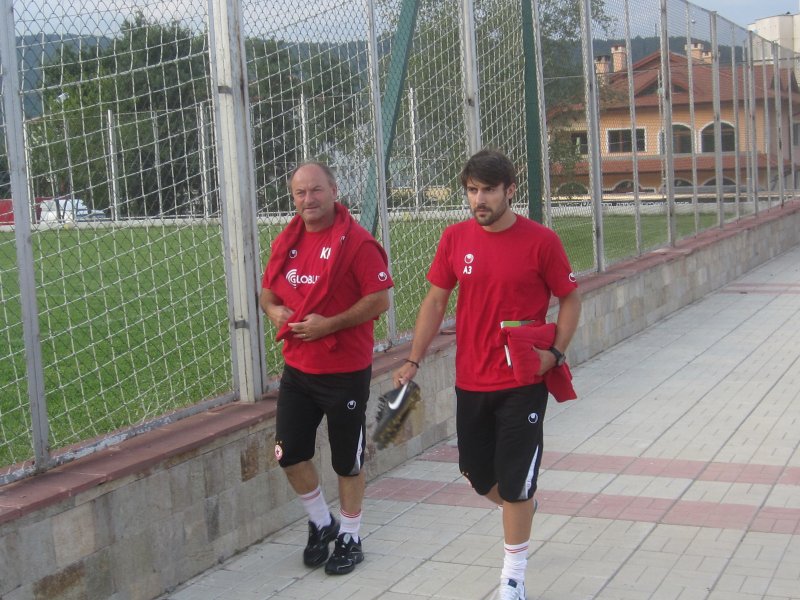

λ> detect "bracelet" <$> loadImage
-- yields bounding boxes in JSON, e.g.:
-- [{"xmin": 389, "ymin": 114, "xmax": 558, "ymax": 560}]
[{"xmin": 404, "ymin": 358, "xmax": 420, "ymax": 369}]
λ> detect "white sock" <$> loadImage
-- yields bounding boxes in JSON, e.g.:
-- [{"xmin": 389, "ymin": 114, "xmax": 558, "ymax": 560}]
[
  {"xmin": 501, "ymin": 541, "xmax": 528, "ymax": 584},
  {"xmin": 299, "ymin": 487, "xmax": 331, "ymax": 528},
  {"xmin": 339, "ymin": 508, "xmax": 362, "ymax": 542}
]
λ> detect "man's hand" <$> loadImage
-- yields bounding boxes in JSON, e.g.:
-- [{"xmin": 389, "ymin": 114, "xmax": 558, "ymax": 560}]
[
  {"xmin": 533, "ymin": 346, "xmax": 557, "ymax": 376},
  {"xmin": 267, "ymin": 305, "xmax": 293, "ymax": 330},
  {"xmin": 393, "ymin": 361, "xmax": 418, "ymax": 387},
  {"xmin": 288, "ymin": 313, "xmax": 332, "ymax": 342},
  {"xmin": 260, "ymin": 288, "xmax": 293, "ymax": 330}
]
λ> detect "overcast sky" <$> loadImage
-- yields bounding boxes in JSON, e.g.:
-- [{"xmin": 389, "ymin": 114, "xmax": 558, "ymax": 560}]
[{"xmin": 689, "ymin": 0, "xmax": 798, "ymax": 26}]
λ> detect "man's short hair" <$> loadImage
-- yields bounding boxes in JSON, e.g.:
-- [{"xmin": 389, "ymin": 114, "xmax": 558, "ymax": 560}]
[
  {"xmin": 459, "ymin": 149, "xmax": 517, "ymax": 189},
  {"xmin": 288, "ymin": 161, "xmax": 337, "ymax": 191}
]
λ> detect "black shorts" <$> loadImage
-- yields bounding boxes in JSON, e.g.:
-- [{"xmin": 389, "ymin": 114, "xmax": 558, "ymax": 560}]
[
  {"xmin": 456, "ymin": 383, "xmax": 548, "ymax": 502},
  {"xmin": 275, "ymin": 364, "xmax": 371, "ymax": 477}
]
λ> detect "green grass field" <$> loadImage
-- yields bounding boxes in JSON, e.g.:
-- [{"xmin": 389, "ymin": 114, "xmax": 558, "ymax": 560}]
[{"xmin": 0, "ymin": 210, "xmax": 721, "ymax": 467}]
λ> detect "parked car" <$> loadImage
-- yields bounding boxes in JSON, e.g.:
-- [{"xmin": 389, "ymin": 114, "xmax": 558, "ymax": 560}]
[{"xmin": 39, "ymin": 197, "xmax": 108, "ymax": 223}]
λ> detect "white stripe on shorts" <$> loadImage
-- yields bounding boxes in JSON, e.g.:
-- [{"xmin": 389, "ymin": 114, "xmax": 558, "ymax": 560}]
[{"xmin": 518, "ymin": 444, "xmax": 540, "ymax": 500}]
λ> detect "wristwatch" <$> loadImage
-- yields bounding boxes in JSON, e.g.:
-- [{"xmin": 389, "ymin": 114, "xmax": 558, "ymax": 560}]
[{"xmin": 548, "ymin": 346, "xmax": 566, "ymax": 367}]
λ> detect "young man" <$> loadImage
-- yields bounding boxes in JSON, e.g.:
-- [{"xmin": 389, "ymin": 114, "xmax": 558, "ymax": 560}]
[
  {"xmin": 393, "ymin": 149, "xmax": 581, "ymax": 600},
  {"xmin": 261, "ymin": 161, "xmax": 393, "ymax": 575}
]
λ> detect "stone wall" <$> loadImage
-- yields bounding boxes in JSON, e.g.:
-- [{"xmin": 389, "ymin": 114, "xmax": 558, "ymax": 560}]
[{"xmin": 1, "ymin": 201, "xmax": 799, "ymax": 600}]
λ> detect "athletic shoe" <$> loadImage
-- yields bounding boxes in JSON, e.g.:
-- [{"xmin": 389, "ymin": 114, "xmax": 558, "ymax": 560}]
[
  {"xmin": 324, "ymin": 532, "xmax": 364, "ymax": 575},
  {"xmin": 495, "ymin": 578, "xmax": 526, "ymax": 600},
  {"xmin": 373, "ymin": 380, "xmax": 422, "ymax": 449},
  {"xmin": 303, "ymin": 514, "xmax": 340, "ymax": 567}
]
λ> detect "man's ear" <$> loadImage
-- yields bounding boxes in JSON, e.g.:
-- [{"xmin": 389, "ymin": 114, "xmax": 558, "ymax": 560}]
[{"xmin": 506, "ymin": 183, "xmax": 516, "ymax": 203}]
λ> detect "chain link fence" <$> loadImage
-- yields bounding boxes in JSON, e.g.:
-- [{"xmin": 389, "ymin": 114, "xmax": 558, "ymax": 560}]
[{"xmin": 1, "ymin": 0, "xmax": 797, "ymax": 483}]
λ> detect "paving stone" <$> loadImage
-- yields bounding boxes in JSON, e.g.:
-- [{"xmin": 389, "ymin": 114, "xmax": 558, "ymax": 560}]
[{"xmin": 161, "ymin": 249, "xmax": 800, "ymax": 600}]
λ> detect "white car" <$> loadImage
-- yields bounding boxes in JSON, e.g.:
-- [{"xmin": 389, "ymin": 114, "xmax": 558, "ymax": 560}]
[{"xmin": 39, "ymin": 198, "xmax": 107, "ymax": 223}]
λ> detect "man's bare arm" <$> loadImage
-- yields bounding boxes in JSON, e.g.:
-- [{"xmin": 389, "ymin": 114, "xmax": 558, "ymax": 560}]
[{"xmin": 260, "ymin": 288, "xmax": 293, "ymax": 329}]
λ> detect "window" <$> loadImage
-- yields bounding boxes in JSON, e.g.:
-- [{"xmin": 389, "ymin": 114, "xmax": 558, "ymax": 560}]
[
  {"xmin": 701, "ymin": 123, "xmax": 735, "ymax": 152},
  {"xmin": 557, "ymin": 182, "xmax": 588, "ymax": 195},
  {"xmin": 672, "ymin": 125, "xmax": 693, "ymax": 154},
  {"xmin": 571, "ymin": 132, "xmax": 588, "ymax": 154},
  {"xmin": 705, "ymin": 177, "xmax": 736, "ymax": 187},
  {"xmin": 612, "ymin": 180, "xmax": 638, "ymax": 193},
  {"xmin": 608, "ymin": 128, "xmax": 645, "ymax": 153}
]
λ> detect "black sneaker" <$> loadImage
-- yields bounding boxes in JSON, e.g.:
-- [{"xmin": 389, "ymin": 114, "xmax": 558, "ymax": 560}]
[
  {"xmin": 372, "ymin": 380, "xmax": 422, "ymax": 449},
  {"xmin": 324, "ymin": 533, "xmax": 364, "ymax": 575},
  {"xmin": 303, "ymin": 514, "xmax": 340, "ymax": 567}
]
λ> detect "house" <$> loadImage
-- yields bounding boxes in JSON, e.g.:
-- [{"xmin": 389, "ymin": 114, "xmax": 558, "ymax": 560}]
[{"xmin": 549, "ymin": 42, "xmax": 800, "ymax": 198}]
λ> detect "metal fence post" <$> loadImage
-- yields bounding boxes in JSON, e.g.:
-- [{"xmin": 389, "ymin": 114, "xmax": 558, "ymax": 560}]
[
  {"xmin": 710, "ymin": 12, "xmax": 724, "ymax": 226},
  {"xmin": 198, "ymin": 103, "xmax": 211, "ymax": 218},
  {"xmin": 730, "ymin": 24, "xmax": 742, "ymax": 219},
  {"xmin": 208, "ymin": 0, "xmax": 266, "ymax": 401},
  {"xmin": 408, "ymin": 87, "xmax": 422, "ymax": 215},
  {"xmin": 773, "ymin": 42, "xmax": 786, "ymax": 207},
  {"xmin": 685, "ymin": 6, "xmax": 700, "ymax": 233},
  {"xmin": 788, "ymin": 51, "xmax": 797, "ymax": 193},
  {"xmin": 747, "ymin": 31, "xmax": 759, "ymax": 212},
  {"xmin": 300, "ymin": 91, "xmax": 310, "ymax": 161},
  {"xmin": 521, "ymin": 0, "xmax": 542, "ymax": 223},
  {"xmin": 625, "ymin": 0, "xmax": 642, "ymax": 254},
  {"xmin": 580, "ymin": 0, "xmax": 604, "ymax": 271},
  {"xmin": 460, "ymin": 0, "xmax": 481, "ymax": 155},
  {"xmin": 1, "ymin": 0, "xmax": 50, "ymax": 470},
  {"xmin": 761, "ymin": 40, "xmax": 772, "ymax": 207},
  {"xmin": 530, "ymin": 0, "xmax": 552, "ymax": 227},
  {"xmin": 659, "ymin": 0, "xmax": 676, "ymax": 245},
  {"xmin": 106, "ymin": 110, "xmax": 120, "ymax": 221},
  {"xmin": 150, "ymin": 110, "xmax": 164, "ymax": 216}
]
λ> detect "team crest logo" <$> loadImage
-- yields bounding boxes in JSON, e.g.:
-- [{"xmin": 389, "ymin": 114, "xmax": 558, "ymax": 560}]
[
  {"xmin": 378, "ymin": 271, "xmax": 388, "ymax": 282},
  {"xmin": 274, "ymin": 444, "xmax": 283, "ymax": 460},
  {"xmin": 289, "ymin": 249, "xmax": 298, "ymax": 258},
  {"xmin": 569, "ymin": 272, "xmax": 577, "ymax": 283},
  {"xmin": 463, "ymin": 253, "xmax": 474, "ymax": 275}
]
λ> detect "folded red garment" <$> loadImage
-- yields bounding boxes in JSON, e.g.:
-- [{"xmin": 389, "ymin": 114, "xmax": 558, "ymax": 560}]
[{"xmin": 501, "ymin": 322, "xmax": 577, "ymax": 402}]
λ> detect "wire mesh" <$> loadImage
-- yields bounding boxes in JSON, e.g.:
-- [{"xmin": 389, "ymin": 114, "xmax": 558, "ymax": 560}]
[
  {"xmin": 0, "ymin": 48, "xmax": 34, "ymax": 467},
  {"xmin": 381, "ymin": 0, "xmax": 470, "ymax": 334},
  {"xmin": 3, "ymin": 1, "xmax": 232, "ymax": 471},
  {"xmin": 538, "ymin": 0, "xmax": 597, "ymax": 272}
]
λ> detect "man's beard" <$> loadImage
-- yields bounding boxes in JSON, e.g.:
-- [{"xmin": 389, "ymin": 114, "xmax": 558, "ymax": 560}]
[{"xmin": 471, "ymin": 202, "xmax": 507, "ymax": 226}]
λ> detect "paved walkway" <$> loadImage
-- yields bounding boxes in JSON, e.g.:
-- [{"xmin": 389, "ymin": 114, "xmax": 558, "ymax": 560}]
[{"xmin": 163, "ymin": 247, "xmax": 800, "ymax": 600}]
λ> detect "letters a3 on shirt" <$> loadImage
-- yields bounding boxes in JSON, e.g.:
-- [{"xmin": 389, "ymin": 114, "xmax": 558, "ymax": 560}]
[{"xmin": 463, "ymin": 252, "xmax": 475, "ymax": 275}]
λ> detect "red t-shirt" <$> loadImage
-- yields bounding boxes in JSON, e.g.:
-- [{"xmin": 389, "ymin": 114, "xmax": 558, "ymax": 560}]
[
  {"xmin": 427, "ymin": 215, "xmax": 577, "ymax": 391},
  {"xmin": 262, "ymin": 227, "xmax": 393, "ymax": 374}
]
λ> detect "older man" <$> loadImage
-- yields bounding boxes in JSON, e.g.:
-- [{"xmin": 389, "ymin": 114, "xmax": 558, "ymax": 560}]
[{"xmin": 260, "ymin": 161, "xmax": 393, "ymax": 575}]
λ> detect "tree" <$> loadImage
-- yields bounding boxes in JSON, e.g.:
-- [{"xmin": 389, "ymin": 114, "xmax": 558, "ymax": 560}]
[
  {"xmin": 28, "ymin": 12, "xmax": 362, "ymax": 218},
  {"xmin": 28, "ymin": 17, "xmax": 211, "ymax": 217},
  {"xmin": 247, "ymin": 38, "xmax": 360, "ymax": 213}
]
